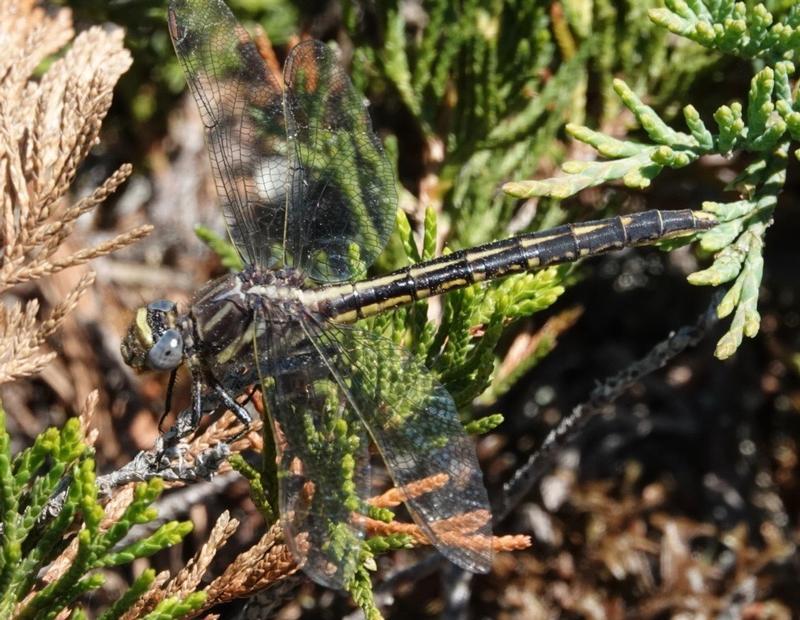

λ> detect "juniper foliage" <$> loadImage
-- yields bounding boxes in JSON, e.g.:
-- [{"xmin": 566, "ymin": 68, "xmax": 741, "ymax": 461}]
[
  {"xmin": 0, "ymin": 410, "xmax": 199, "ymax": 620},
  {"xmin": 505, "ymin": 1, "xmax": 799, "ymax": 359}
]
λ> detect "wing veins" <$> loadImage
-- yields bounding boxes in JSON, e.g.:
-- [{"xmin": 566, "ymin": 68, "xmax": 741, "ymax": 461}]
[{"xmin": 298, "ymin": 314, "xmax": 493, "ymax": 573}]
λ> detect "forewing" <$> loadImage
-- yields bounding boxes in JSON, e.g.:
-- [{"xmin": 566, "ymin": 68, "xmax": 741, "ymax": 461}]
[
  {"xmin": 283, "ymin": 41, "xmax": 396, "ymax": 282},
  {"xmin": 306, "ymin": 319, "xmax": 494, "ymax": 573},
  {"xmin": 168, "ymin": 0, "xmax": 288, "ymax": 268},
  {"xmin": 256, "ymin": 309, "xmax": 370, "ymax": 589}
]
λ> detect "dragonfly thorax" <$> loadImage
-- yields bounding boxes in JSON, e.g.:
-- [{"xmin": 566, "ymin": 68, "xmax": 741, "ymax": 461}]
[{"xmin": 188, "ymin": 268, "xmax": 308, "ymax": 372}]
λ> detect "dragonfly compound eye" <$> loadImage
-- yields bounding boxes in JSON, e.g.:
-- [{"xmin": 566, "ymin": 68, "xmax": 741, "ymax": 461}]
[
  {"xmin": 147, "ymin": 299, "xmax": 177, "ymax": 313},
  {"xmin": 146, "ymin": 328, "xmax": 184, "ymax": 371},
  {"xmin": 121, "ymin": 301, "xmax": 181, "ymax": 371}
]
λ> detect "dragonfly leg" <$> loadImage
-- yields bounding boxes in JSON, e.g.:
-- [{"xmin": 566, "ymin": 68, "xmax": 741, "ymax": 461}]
[
  {"xmin": 212, "ymin": 382, "xmax": 253, "ymax": 428},
  {"xmin": 190, "ymin": 371, "xmax": 204, "ymax": 427},
  {"xmin": 238, "ymin": 384, "xmax": 259, "ymax": 408},
  {"xmin": 158, "ymin": 368, "xmax": 179, "ymax": 432},
  {"xmin": 161, "ymin": 368, "xmax": 207, "ymax": 445}
]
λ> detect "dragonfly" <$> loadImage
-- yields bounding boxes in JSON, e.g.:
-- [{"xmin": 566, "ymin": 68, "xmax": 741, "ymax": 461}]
[{"xmin": 120, "ymin": 0, "xmax": 716, "ymax": 589}]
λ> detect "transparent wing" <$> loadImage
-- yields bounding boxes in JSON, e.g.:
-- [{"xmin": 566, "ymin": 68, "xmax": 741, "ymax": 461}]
[
  {"xmin": 304, "ymin": 318, "xmax": 494, "ymax": 573},
  {"xmin": 168, "ymin": 0, "xmax": 288, "ymax": 268},
  {"xmin": 283, "ymin": 41, "xmax": 397, "ymax": 282},
  {"xmin": 256, "ymin": 308, "xmax": 370, "ymax": 589}
]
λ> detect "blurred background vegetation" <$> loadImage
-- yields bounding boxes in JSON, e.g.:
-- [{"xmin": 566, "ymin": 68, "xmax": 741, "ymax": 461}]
[{"xmin": 2, "ymin": 0, "xmax": 799, "ymax": 617}]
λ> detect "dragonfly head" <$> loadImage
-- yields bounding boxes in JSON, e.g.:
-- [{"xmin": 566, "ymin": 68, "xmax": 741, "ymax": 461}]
[{"xmin": 121, "ymin": 300, "xmax": 185, "ymax": 372}]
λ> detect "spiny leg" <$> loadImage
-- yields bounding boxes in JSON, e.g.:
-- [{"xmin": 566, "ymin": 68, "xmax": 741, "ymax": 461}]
[
  {"xmin": 212, "ymin": 382, "xmax": 253, "ymax": 427},
  {"xmin": 158, "ymin": 367, "xmax": 180, "ymax": 432}
]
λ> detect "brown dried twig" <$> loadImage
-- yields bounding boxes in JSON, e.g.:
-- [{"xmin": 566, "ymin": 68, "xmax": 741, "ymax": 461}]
[
  {"xmin": 497, "ymin": 292, "xmax": 723, "ymax": 522},
  {"xmin": 121, "ymin": 511, "xmax": 244, "ymax": 619},
  {"xmin": 198, "ymin": 521, "xmax": 299, "ymax": 613}
]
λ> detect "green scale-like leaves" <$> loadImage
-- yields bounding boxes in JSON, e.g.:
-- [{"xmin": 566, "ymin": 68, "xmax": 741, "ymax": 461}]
[
  {"xmin": 650, "ymin": 0, "xmax": 800, "ymax": 63},
  {"xmin": 0, "ymin": 405, "xmax": 195, "ymax": 620},
  {"xmin": 505, "ymin": 2, "xmax": 799, "ymax": 359}
]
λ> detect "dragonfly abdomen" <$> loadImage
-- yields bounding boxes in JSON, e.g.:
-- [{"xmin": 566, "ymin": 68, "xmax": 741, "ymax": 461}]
[{"xmin": 311, "ymin": 209, "xmax": 715, "ymax": 323}]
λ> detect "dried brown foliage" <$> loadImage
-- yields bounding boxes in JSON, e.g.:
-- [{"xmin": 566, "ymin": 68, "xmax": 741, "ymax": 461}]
[
  {"xmin": 197, "ymin": 521, "xmax": 299, "ymax": 613},
  {"xmin": 366, "ymin": 474, "xmax": 531, "ymax": 552},
  {"xmin": 118, "ymin": 511, "xmax": 262, "ymax": 620},
  {"xmin": 488, "ymin": 466, "xmax": 797, "ymax": 620},
  {"xmin": 0, "ymin": 0, "xmax": 151, "ymax": 385}
]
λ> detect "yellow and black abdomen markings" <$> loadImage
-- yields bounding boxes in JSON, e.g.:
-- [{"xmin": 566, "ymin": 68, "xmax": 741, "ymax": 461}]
[{"xmin": 311, "ymin": 209, "xmax": 715, "ymax": 324}]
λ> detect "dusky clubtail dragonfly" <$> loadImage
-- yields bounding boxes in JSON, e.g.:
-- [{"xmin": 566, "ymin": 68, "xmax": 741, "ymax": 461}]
[{"xmin": 120, "ymin": 0, "xmax": 716, "ymax": 589}]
